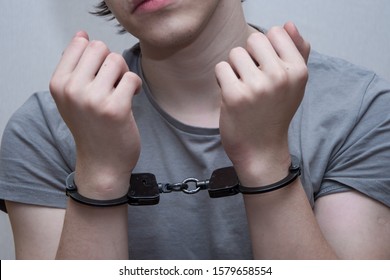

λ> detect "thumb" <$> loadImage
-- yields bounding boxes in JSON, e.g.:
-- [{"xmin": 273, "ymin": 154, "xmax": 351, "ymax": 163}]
[{"xmin": 284, "ymin": 22, "xmax": 311, "ymax": 63}]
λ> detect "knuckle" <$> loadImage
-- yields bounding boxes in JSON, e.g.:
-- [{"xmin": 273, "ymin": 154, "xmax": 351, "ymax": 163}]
[
  {"xmin": 247, "ymin": 32, "xmax": 264, "ymax": 46},
  {"xmin": 247, "ymin": 79, "xmax": 264, "ymax": 94},
  {"xmin": 214, "ymin": 62, "xmax": 223, "ymax": 75},
  {"xmin": 270, "ymin": 68, "xmax": 289, "ymax": 85},
  {"xmin": 89, "ymin": 40, "xmax": 107, "ymax": 49},
  {"xmin": 291, "ymin": 63, "xmax": 309, "ymax": 85},
  {"xmin": 70, "ymin": 36, "xmax": 89, "ymax": 49},
  {"xmin": 83, "ymin": 95, "xmax": 102, "ymax": 113},
  {"xmin": 266, "ymin": 26, "xmax": 286, "ymax": 43},
  {"xmin": 63, "ymin": 37, "xmax": 89, "ymax": 57},
  {"xmin": 63, "ymin": 77, "xmax": 78, "ymax": 94},
  {"xmin": 215, "ymin": 60, "xmax": 228, "ymax": 71},
  {"xmin": 106, "ymin": 52, "xmax": 125, "ymax": 65},
  {"xmin": 223, "ymin": 84, "xmax": 253, "ymax": 107},
  {"xmin": 89, "ymin": 40, "xmax": 110, "ymax": 55},
  {"xmin": 123, "ymin": 71, "xmax": 139, "ymax": 79},
  {"xmin": 267, "ymin": 26, "xmax": 284, "ymax": 37},
  {"xmin": 49, "ymin": 76, "xmax": 62, "ymax": 95},
  {"xmin": 100, "ymin": 103, "xmax": 126, "ymax": 121},
  {"xmin": 228, "ymin": 47, "xmax": 246, "ymax": 62},
  {"xmin": 122, "ymin": 71, "xmax": 142, "ymax": 86},
  {"xmin": 63, "ymin": 76, "xmax": 82, "ymax": 101},
  {"xmin": 297, "ymin": 65, "xmax": 309, "ymax": 82}
]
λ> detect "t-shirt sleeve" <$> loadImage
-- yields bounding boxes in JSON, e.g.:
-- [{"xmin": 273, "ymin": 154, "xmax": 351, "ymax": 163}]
[
  {"xmin": 317, "ymin": 74, "xmax": 390, "ymax": 207},
  {"xmin": 0, "ymin": 92, "xmax": 75, "ymax": 212}
]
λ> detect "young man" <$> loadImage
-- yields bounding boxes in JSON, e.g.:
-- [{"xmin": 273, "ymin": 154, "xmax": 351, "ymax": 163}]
[{"xmin": 1, "ymin": 0, "xmax": 389, "ymax": 259}]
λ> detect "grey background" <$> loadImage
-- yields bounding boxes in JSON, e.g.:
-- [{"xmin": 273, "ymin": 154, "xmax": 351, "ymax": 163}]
[{"xmin": 1, "ymin": 0, "xmax": 389, "ymax": 259}]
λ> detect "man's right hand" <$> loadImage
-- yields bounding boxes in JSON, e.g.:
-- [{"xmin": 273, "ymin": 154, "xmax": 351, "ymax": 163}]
[{"xmin": 49, "ymin": 31, "xmax": 142, "ymax": 200}]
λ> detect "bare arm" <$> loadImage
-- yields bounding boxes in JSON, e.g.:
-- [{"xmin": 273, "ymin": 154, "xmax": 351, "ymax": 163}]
[
  {"xmin": 6, "ymin": 201, "xmax": 65, "ymax": 259},
  {"xmin": 315, "ymin": 191, "xmax": 390, "ymax": 259},
  {"xmin": 43, "ymin": 31, "xmax": 141, "ymax": 259},
  {"xmin": 243, "ymin": 180, "xmax": 337, "ymax": 259},
  {"xmin": 6, "ymin": 200, "xmax": 129, "ymax": 260},
  {"xmin": 244, "ymin": 184, "xmax": 390, "ymax": 259},
  {"xmin": 216, "ymin": 22, "xmax": 390, "ymax": 259},
  {"xmin": 56, "ymin": 200, "xmax": 129, "ymax": 259}
]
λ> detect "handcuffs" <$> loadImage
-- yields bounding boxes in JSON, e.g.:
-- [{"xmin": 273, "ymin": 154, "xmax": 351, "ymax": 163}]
[{"xmin": 66, "ymin": 156, "xmax": 301, "ymax": 207}]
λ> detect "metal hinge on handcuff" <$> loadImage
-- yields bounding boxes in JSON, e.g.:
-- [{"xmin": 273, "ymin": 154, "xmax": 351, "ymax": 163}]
[{"xmin": 66, "ymin": 156, "xmax": 300, "ymax": 207}]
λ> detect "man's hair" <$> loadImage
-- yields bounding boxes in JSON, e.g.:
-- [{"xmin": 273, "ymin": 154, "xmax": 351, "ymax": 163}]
[
  {"xmin": 91, "ymin": 1, "xmax": 113, "ymax": 19},
  {"xmin": 91, "ymin": 1, "xmax": 246, "ymax": 33},
  {"xmin": 90, "ymin": 1, "xmax": 127, "ymax": 33}
]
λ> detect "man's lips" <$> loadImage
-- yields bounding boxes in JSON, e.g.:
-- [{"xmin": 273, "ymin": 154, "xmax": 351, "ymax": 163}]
[
  {"xmin": 132, "ymin": 0, "xmax": 150, "ymax": 13},
  {"xmin": 131, "ymin": 0, "xmax": 171, "ymax": 13}
]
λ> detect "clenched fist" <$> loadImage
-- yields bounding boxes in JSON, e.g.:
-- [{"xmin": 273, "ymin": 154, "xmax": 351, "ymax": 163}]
[
  {"xmin": 50, "ymin": 31, "xmax": 142, "ymax": 200},
  {"xmin": 215, "ymin": 22, "xmax": 310, "ymax": 187}
]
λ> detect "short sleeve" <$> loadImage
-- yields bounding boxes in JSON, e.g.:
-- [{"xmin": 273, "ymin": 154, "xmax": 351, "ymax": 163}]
[
  {"xmin": 0, "ymin": 92, "xmax": 76, "ymax": 212},
  {"xmin": 317, "ymin": 74, "xmax": 390, "ymax": 207}
]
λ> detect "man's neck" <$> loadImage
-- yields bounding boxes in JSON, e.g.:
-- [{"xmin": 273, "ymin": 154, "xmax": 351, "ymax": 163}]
[{"xmin": 140, "ymin": 2, "xmax": 257, "ymax": 128}]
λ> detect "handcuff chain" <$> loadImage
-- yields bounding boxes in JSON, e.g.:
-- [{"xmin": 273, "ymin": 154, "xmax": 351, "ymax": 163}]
[{"xmin": 159, "ymin": 178, "xmax": 210, "ymax": 195}]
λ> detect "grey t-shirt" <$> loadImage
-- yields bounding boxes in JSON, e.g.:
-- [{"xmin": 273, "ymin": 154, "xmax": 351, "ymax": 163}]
[{"xmin": 1, "ymin": 45, "xmax": 390, "ymax": 259}]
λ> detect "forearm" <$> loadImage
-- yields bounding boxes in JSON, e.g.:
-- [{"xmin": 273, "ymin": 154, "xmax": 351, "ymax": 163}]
[
  {"xmin": 216, "ymin": 24, "xmax": 325, "ymax": 258},
  {"xmin": 56, "ymin": 200, "xmax": 129, "ymax": 259},
  {"xmin": 49, "ymin": 32, "xmax": 140, "ymax": 259},
  {"xmin": 243, "ymin": 179, "xmax": 337, "ymax": 259}
]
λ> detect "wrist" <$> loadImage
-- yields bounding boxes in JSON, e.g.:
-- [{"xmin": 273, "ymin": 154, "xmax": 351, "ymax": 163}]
[
  {"xmin": 74, "ymin": 164, "xmax": 132, "ymax": 200},
  {"xmin": 233, "ymin": 151, "xmax": 292, "ymax": 188},
  {"xmin": 238, "ymin": 156, "xmax": 301, "ymax": 194},
  {"xmin": 66, "ymin": 172, "xmax": 130, "ymax": 207}
]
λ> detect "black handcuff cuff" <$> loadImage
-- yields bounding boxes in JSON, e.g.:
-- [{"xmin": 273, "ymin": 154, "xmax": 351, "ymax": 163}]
[{"xmin": 66, "ymin": 156, "xmax": 301, "ymax": 207}]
